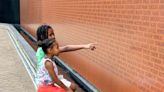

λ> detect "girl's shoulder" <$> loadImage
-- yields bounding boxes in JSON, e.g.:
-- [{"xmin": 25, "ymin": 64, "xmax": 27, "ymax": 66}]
[
  {"xmin": 36, "ymin": 47, "xmax": 45, "ymax": 62},
  {"xmin": 43, "ymin": 57, "xmax": 56, "ymax": 65},
  {"xmin": 36, "ymin": 47, "xmax": 44, "ymax": 55},
  {"xmin": 42, "ymin": 57, "xmax": 52, "ymax": 62},
  {"xmin": 42, "ymin": 57, "xmax": 56, "ymax": 68}
]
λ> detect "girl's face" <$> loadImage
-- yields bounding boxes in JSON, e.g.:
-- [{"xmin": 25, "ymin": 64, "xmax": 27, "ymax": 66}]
[
  {"xmin": 48, "ymin": 28, "xmax": 55, "ymax": 39},
  {"xmin": 49, "ymin": 41, "xmax": 59, "ymax": 56}
]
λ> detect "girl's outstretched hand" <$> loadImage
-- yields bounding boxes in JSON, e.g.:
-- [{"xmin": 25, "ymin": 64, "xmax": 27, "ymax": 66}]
[{"xmin": 85, "ymin": 43, "xmax": 97, "ymax": 50}]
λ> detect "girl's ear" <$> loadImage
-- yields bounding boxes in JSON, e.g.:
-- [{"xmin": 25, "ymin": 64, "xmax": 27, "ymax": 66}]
[{"xmin": 47, "ymin": 48, "xmax": 52, "ymax": 54}]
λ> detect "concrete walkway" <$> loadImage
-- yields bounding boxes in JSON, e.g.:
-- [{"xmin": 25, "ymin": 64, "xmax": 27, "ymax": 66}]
[{"xmin": 0, "ymin": 28, "xmax": 35, "ymax": 92}]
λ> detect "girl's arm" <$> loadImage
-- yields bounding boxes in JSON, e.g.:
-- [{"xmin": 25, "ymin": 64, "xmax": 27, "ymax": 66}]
[
  {"xmin": 45, "ymin": 60, "xmax": 72, "ymax": 92},
  {"xmin": 59, "ymin": 43, "xmax": 96, "ymax": 53}
]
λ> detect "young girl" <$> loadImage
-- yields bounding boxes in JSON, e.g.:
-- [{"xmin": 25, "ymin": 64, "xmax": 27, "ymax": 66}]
[
  {"xmin": 35, "ymin": 24, "xmax": 96, "ymax": 91},
  {"xmin": 37, "ymin": 38, "xmax": 72, "ymax": 92},
  {"xmin": 36, "ymin": 24, "xmax": 96, "ymax": 63}
]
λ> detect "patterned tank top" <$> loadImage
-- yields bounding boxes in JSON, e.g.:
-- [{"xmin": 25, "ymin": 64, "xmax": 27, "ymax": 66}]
[{"xmin": 35, "ymin": 57, "xmax": 58, "ymax": 86}]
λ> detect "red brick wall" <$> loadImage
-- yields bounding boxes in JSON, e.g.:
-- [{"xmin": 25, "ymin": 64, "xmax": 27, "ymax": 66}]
[{"xmin": 20, "ymin": 0, "xmax": 164, "ymax": 92}]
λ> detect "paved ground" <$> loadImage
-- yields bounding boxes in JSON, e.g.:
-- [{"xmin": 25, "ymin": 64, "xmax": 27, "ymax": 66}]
[{"xmin": 0, "ymin": 28, "xmax": 35, "ymax": 92}]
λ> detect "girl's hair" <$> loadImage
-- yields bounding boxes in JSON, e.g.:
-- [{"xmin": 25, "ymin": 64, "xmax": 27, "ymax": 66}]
[
  {"xmin": 37, "ymin": 24, "xmax": 52, "ymax": 41},
  {"xmin": 37, "ymin": 38, "xmax": 56, "ymax": 54}
]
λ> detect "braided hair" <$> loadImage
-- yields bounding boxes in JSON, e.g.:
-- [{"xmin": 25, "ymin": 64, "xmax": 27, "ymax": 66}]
[
  {"xmin": 37, "ymin": 38, "xmax": 56, "ymax": 54},
  {"xmin": 36, "ymin": 24, "xmax": 52, "ymax": 41}
]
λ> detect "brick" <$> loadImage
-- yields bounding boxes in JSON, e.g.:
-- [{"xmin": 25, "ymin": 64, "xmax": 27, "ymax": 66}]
[
  {"xmin": 151, "ymin": 11, "xmax": 159, "ymax": 16},
  {"xmin": 150, "ymin": 68, "xmax": 158, "ymax": 75},
  {"xmin": 150, "ymin": 86, "xmax": 162, "ymax": 92},
  {"xmin": 149, "ymin": 5, "xmax": 159, "ymax": 9},
  {"xmin": 157, "ymin": 23, "xmax": 164, "ymax": 28},
  {"xmin": 159, "ymin": 53, "xmax": 164, "ymax": 59},
  {"xmin": 159, "ymin": 5, "xmax": 164, "ymax": 9},
  {"xmin": 150, "ymin": 51, "xmax": 158, "ymax": 57},
  {"xmin": 153, "ymin": 35, "xmax": 163, "ymax": 40},
  {"xmin": 151, "ymin": 57, "xmax": 161, "ymax": 64},
  {"xmin": 160, "ymin": 0, "xmax": 164, "ymax": 3},
  {"xmin": 143, "ymin": 49, "xmax": 150, "ymax": 54},
  {"xmin": 150, "ymin": 16, "xmax": 160, "ymax": 21},
  {"xmin": 158, "ymin": 47, "xmax": 164, "ymax": 54},
  {"xmin": 143, "ymin": 0, "xmax": 150, "ymax": 3},
  {"xmin": 160, "ymin": 11, "xmax": 164, "ymax": 16},
  {"xmin": 141, "ymin": 16, "xmax": 149, "ymax": 21},
  {"xmin": 157, "ymin": 29, "xmax": 164, "ymax": 34},
  {"xmin": 159, "ymin": 72, "xmax": 164, "ymax": 78},
  {"xmin": 157, "ymin": 77, "xmax": 164, "ymax": 85},
  {"xmin": 142, "ymin": 11, "xmax": 151, "ymax": 15},
  {"xmin": 155, "ymin": 41, "xmax": 163, "ymax": 46},
  {"xmin": 150, "ymin": 0, "xmax": 160, "ymax": 3}
]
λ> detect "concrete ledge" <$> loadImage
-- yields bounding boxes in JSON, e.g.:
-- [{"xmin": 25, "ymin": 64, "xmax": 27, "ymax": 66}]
[
  {"xmin": 0, "ymin": 23, "xmax": 35, "ymax": 92},
  {"xmin": 0, "ymin": 23, "xmax": 37, "ymax": 90}
]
